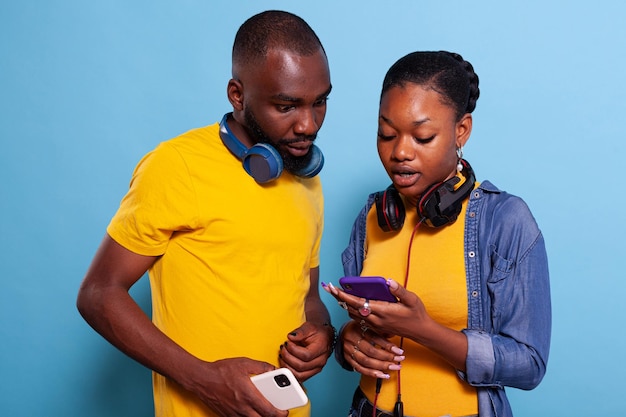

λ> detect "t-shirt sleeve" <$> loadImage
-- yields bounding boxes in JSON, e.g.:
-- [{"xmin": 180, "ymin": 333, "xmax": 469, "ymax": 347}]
[{"xmin": 107, "ymin": 142, "xmax": 198, "ymax": 256}]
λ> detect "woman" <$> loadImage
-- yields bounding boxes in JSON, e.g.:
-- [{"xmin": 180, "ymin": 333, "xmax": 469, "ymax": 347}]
[{"xmin": 323, "ymin": 51, "xmax": 551, "ymax": 417}]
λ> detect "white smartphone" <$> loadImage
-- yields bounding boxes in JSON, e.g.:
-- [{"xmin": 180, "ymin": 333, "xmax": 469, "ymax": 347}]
[{"xmin": 250, "ymin": 368, "xmax": 308, "ymax": 410}]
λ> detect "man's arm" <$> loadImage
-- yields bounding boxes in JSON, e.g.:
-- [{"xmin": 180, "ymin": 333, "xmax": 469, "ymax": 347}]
[
  {"xmin": 77, "ymin": 234, "xmax": 287, "ymax": 417},
  {"xmin": 279, "ymin": 266, "xmax": 335, "ymax": 382},
  {"xmin": 304, "ymin": 267, "xmax": 333, "ymax": 326},
  {"xmin": 77, "ymin": 234, "xmax": 193, "ymax": 377}
]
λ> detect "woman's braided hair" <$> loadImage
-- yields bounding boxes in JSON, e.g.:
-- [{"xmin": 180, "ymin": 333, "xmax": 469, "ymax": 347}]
[{"xmin": 381, "ymin": 51, "xmax": 480, "ymax": 120}]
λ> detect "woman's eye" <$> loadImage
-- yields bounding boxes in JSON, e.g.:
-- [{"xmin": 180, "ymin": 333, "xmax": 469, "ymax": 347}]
[
  {"xmin": 415, "ymin": 135, "xmax": 435, "ymax": 144},
  {"xmin": 377, "ymin": 132, "xmax": 395, "ymax": 141}
]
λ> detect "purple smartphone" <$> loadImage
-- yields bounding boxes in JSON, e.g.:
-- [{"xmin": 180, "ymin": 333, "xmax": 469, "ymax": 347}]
[{"xmin": 339, "ymin": 276, "xmax": 397, "ymax": 303}]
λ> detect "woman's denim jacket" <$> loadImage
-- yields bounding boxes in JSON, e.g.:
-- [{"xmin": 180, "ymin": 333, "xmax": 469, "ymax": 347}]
[{"xmin": 340, "ymin": 181, "xmax": 551, "ymax": 417}]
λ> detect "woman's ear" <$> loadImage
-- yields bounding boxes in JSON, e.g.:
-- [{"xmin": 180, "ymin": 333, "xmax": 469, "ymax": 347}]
[
  {"xmin": 456, "ymin": 113, "xmax": 473, "ymax": 148},
  {"xmin": 227, "ymin": 78, "xmax": 244, "ymax": 111}
]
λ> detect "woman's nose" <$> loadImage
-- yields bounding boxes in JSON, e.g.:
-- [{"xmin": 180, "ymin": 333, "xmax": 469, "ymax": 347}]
[{"xmin": 392, "ymin": 136, "xmax": 416, "ymax": 161}]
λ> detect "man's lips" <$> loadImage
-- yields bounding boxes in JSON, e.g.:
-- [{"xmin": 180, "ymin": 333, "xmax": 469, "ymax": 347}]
[{"xmin": 284, "ymin": 141, "xmax": 314, "ymax": 157}]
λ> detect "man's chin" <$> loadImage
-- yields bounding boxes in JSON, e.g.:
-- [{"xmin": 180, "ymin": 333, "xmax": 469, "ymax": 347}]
[{"xmin": 282, "ymin": 150, "xmax": 313, "ymax": 173}]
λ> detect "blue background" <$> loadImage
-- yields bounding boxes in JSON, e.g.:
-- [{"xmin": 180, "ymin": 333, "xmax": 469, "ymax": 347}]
[{"xmin": 2, "ymin": 1, "xmax": 624, "ymax": 416}]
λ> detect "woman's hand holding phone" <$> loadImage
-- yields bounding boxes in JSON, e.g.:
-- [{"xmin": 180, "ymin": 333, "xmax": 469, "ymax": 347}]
[{"xmin": 321, "ymin": 277, "xmax": 406, "ymax": 379}]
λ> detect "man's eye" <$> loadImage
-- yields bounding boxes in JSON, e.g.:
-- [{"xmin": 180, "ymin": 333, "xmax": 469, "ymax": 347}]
[
  {"xmin": 314, "ymin": 97, "xmax": 328, "ymax": 107},
  {"xmin": 278, "ymin": 105, "xmax": 295, "ymax": 112}
]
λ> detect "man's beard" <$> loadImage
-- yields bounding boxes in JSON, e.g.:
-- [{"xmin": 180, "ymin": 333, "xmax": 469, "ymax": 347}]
[{"xmin": 243, "ymin": 108, "xmax": 315, "ymax": 174}]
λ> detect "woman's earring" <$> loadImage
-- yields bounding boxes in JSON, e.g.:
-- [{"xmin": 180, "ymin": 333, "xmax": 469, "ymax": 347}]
[{"xmin": 456, "ymin": 147, "xmax": 464, "ymax": 173}]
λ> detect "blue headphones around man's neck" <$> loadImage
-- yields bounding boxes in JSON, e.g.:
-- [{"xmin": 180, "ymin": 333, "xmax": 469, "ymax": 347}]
[{"xmin": 218, "ymin": 113, "xmax": 324, "ymax": 184}]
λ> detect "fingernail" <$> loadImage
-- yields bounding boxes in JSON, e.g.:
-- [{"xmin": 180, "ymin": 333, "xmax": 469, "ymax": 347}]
[
  {"xmin": 386, "ymin": 279, "xmax": 398, "ymax": 290},
  {"xmin": 321, "ymin": 281, "xmax": 328, "ymax": 288},
  {"xmin": 388, "ymin": 364, "xmax": 402, "ymax": 371},
  {"xmin": 393, "ymin": 355, "xmax": 405, "ymax": 362},
  {"xmin": 391, "ymin": 347, "xmax": 404, "ymax": 355},
  {"xmin": 375, "ymin": 372, "xmax": 390, "ymax": 379}
]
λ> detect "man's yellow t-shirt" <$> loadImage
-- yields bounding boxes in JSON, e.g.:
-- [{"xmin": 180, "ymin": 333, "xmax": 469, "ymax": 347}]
[{"xmin": 107, "ymin": 122, "xmax": 323, "ymax": 417}]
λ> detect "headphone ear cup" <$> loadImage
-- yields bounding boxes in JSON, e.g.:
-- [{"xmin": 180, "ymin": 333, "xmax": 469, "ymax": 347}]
[
  {"xmin": 292, "ymin": 144, "xmax": 324, "ymax": 178},
  {"xmin": 417, "ymin": 160, "xmax": 476, "ymax": 227},
  {"xmin": 242, "ymin": 144, "xmax": 284, "ymax": 184},
  {"xmin": 375, "ymin": 186, "xmax": 406, "ymax": 232},
  {"xmin": 219, "ymin": 113, "xmax": 324, "ymax": 182},
  {"xmin": 417, "ymin": 183, "xmax": 444, "ymax": 227}
]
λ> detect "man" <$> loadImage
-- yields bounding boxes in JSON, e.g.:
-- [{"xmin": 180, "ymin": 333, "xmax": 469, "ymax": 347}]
[{"xmin": 77, "ymin": 10, "xmax": 334, "ymax": 417}]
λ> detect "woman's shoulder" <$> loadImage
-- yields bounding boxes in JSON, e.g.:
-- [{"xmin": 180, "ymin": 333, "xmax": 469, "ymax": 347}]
[
  {"xmin": 476, "ymin": 180, "xmax": 542, "ymax": 236},
  {"xmin": 477, "ymin": 180, "xmax": 530, "ymax": 208}
]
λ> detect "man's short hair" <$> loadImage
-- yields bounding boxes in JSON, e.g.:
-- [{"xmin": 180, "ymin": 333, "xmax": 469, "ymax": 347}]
[{"xmin": 232, "ymin": 10, "xmax": 324, "ymax": 72}]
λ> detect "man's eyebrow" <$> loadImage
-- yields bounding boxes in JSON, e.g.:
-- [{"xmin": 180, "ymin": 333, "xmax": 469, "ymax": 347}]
[
  {"xmin": 272, "ymin": 93, "xmax": 300, "ymax": 103},
  {"xmin": 272, "ymin": 85, "xmax": 333, "ymax": 103}
]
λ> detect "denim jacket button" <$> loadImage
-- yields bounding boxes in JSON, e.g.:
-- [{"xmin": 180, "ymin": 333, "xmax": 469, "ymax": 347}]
[
  {"xmin": 468, "ymin": 251, "xmax": 475, "ymax": 258},
  {"xmin": 469, "ymin": 212, "xmax": 476, "ymax": 218},
  {"xmin": 472, "ymin": 290, "xmax": 478, "ymax": 297}
]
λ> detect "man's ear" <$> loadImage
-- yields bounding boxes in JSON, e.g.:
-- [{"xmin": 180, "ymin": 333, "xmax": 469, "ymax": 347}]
[
  {"xmin": 227, "ymin": 78, "xmax": 244, "ymax": 111},
  {"xmin": 456, "ymin": 113, "xmax": 473, "ymax": 148}
]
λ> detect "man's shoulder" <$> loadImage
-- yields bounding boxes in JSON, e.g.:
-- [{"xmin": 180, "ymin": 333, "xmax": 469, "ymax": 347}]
[
  {"xmin": 150, "ymin": 122, "xmax": 221, "ymax": 158},
  {"xmin": 165, "ymin": 122, "xmax": 220, "ymax": 146}
]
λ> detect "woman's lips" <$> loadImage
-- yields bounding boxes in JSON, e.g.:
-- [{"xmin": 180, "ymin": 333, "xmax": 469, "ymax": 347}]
[{"xmin": 391, "ymin": 171, "xmax": 420, "ymax": 188}]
